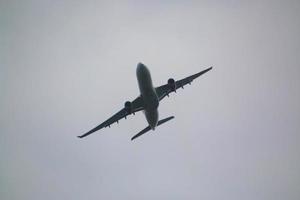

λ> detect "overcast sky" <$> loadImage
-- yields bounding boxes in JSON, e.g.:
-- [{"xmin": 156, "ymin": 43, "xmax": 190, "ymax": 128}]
[{"xmin": 1, "ymin": 1, "xmax": 300, "ymax": 199}]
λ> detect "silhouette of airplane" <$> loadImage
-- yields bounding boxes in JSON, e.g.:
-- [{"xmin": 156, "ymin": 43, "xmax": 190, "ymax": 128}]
[{"xmin": 78, "ymin": 63, "xmax": 212, "ymax": 140}]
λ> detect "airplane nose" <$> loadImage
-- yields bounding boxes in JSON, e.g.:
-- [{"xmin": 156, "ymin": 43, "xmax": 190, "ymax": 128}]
[
  {"xmin": 137, "ymin": 62, "xmax": 145, "ymax": 70},
  {"xmin": 136, "ymin": 62, "xmax": 145, "ymax": 75}
]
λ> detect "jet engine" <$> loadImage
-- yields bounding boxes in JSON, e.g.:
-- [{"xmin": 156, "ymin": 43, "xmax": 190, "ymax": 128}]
[
  {"xmin": 168, "ymin": 78, "xmax": 176, "ymax": 92},
  {"xmin": 124, "ymin": 101, "xmax": 132, "ymax": 114}
]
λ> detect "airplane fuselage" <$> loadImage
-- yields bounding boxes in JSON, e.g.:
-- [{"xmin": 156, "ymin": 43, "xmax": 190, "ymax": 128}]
[{"xmin": 136, "ymin": 63, "xmax": 159, "ymax": 129}]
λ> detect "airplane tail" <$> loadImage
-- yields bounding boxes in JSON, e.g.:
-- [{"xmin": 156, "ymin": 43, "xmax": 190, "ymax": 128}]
[{"xmin": 131, "ymin": 116, "xmax": 174, "ymax": 140}]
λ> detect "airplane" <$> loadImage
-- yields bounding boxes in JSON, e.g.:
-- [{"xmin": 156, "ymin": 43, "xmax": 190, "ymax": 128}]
[{"xmin": 78, "ymin": 63, "xmax": 212, "ymax": 140}]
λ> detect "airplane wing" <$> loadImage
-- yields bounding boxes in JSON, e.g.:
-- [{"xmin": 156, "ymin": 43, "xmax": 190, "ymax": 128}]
[
  {"xmin": 155, "ymin": 67, "xmax": 212, "ymax": 101},
  {"xmin": 78, "ymin": 96, "xmax": 144, "ymax": 138}
]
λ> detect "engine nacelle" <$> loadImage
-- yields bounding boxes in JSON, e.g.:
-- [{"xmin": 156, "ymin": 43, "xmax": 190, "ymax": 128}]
[
  {"xmin": 124, "ymin": 101, "xmax": 132, "ymax": 114},
  {"xmin": 168, "ymin": 78, "xmax": 176, "ymax": 92}
]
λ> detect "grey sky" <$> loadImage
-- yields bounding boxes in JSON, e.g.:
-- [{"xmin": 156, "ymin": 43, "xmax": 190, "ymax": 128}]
[{"xmin": 1, "ymin": 0, "xmax": 300, "ymax": 199}]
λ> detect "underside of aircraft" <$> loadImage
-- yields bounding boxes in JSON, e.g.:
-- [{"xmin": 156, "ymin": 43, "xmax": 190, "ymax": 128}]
[{"xmin": 78, "ymin": 63, "xmax": 212, "ymax": 140}]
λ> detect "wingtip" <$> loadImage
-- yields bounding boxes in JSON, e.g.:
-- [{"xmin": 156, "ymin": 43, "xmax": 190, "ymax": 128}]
[{"xmin": 131, "ymin": 135, "xmax": 138, "ymax": 141}]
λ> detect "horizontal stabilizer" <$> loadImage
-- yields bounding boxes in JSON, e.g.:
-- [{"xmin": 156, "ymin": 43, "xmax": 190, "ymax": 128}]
[
  {"xmin": 157, "ymin": 116, "xmax": 174, "ymax": 126},
  {"xmin": 131, "ymin": 126, "xmax": 151, "ymax": 141},
  {"xmin": 131, "ymin": 116, "xmax": 174, "ymax": 140}
]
